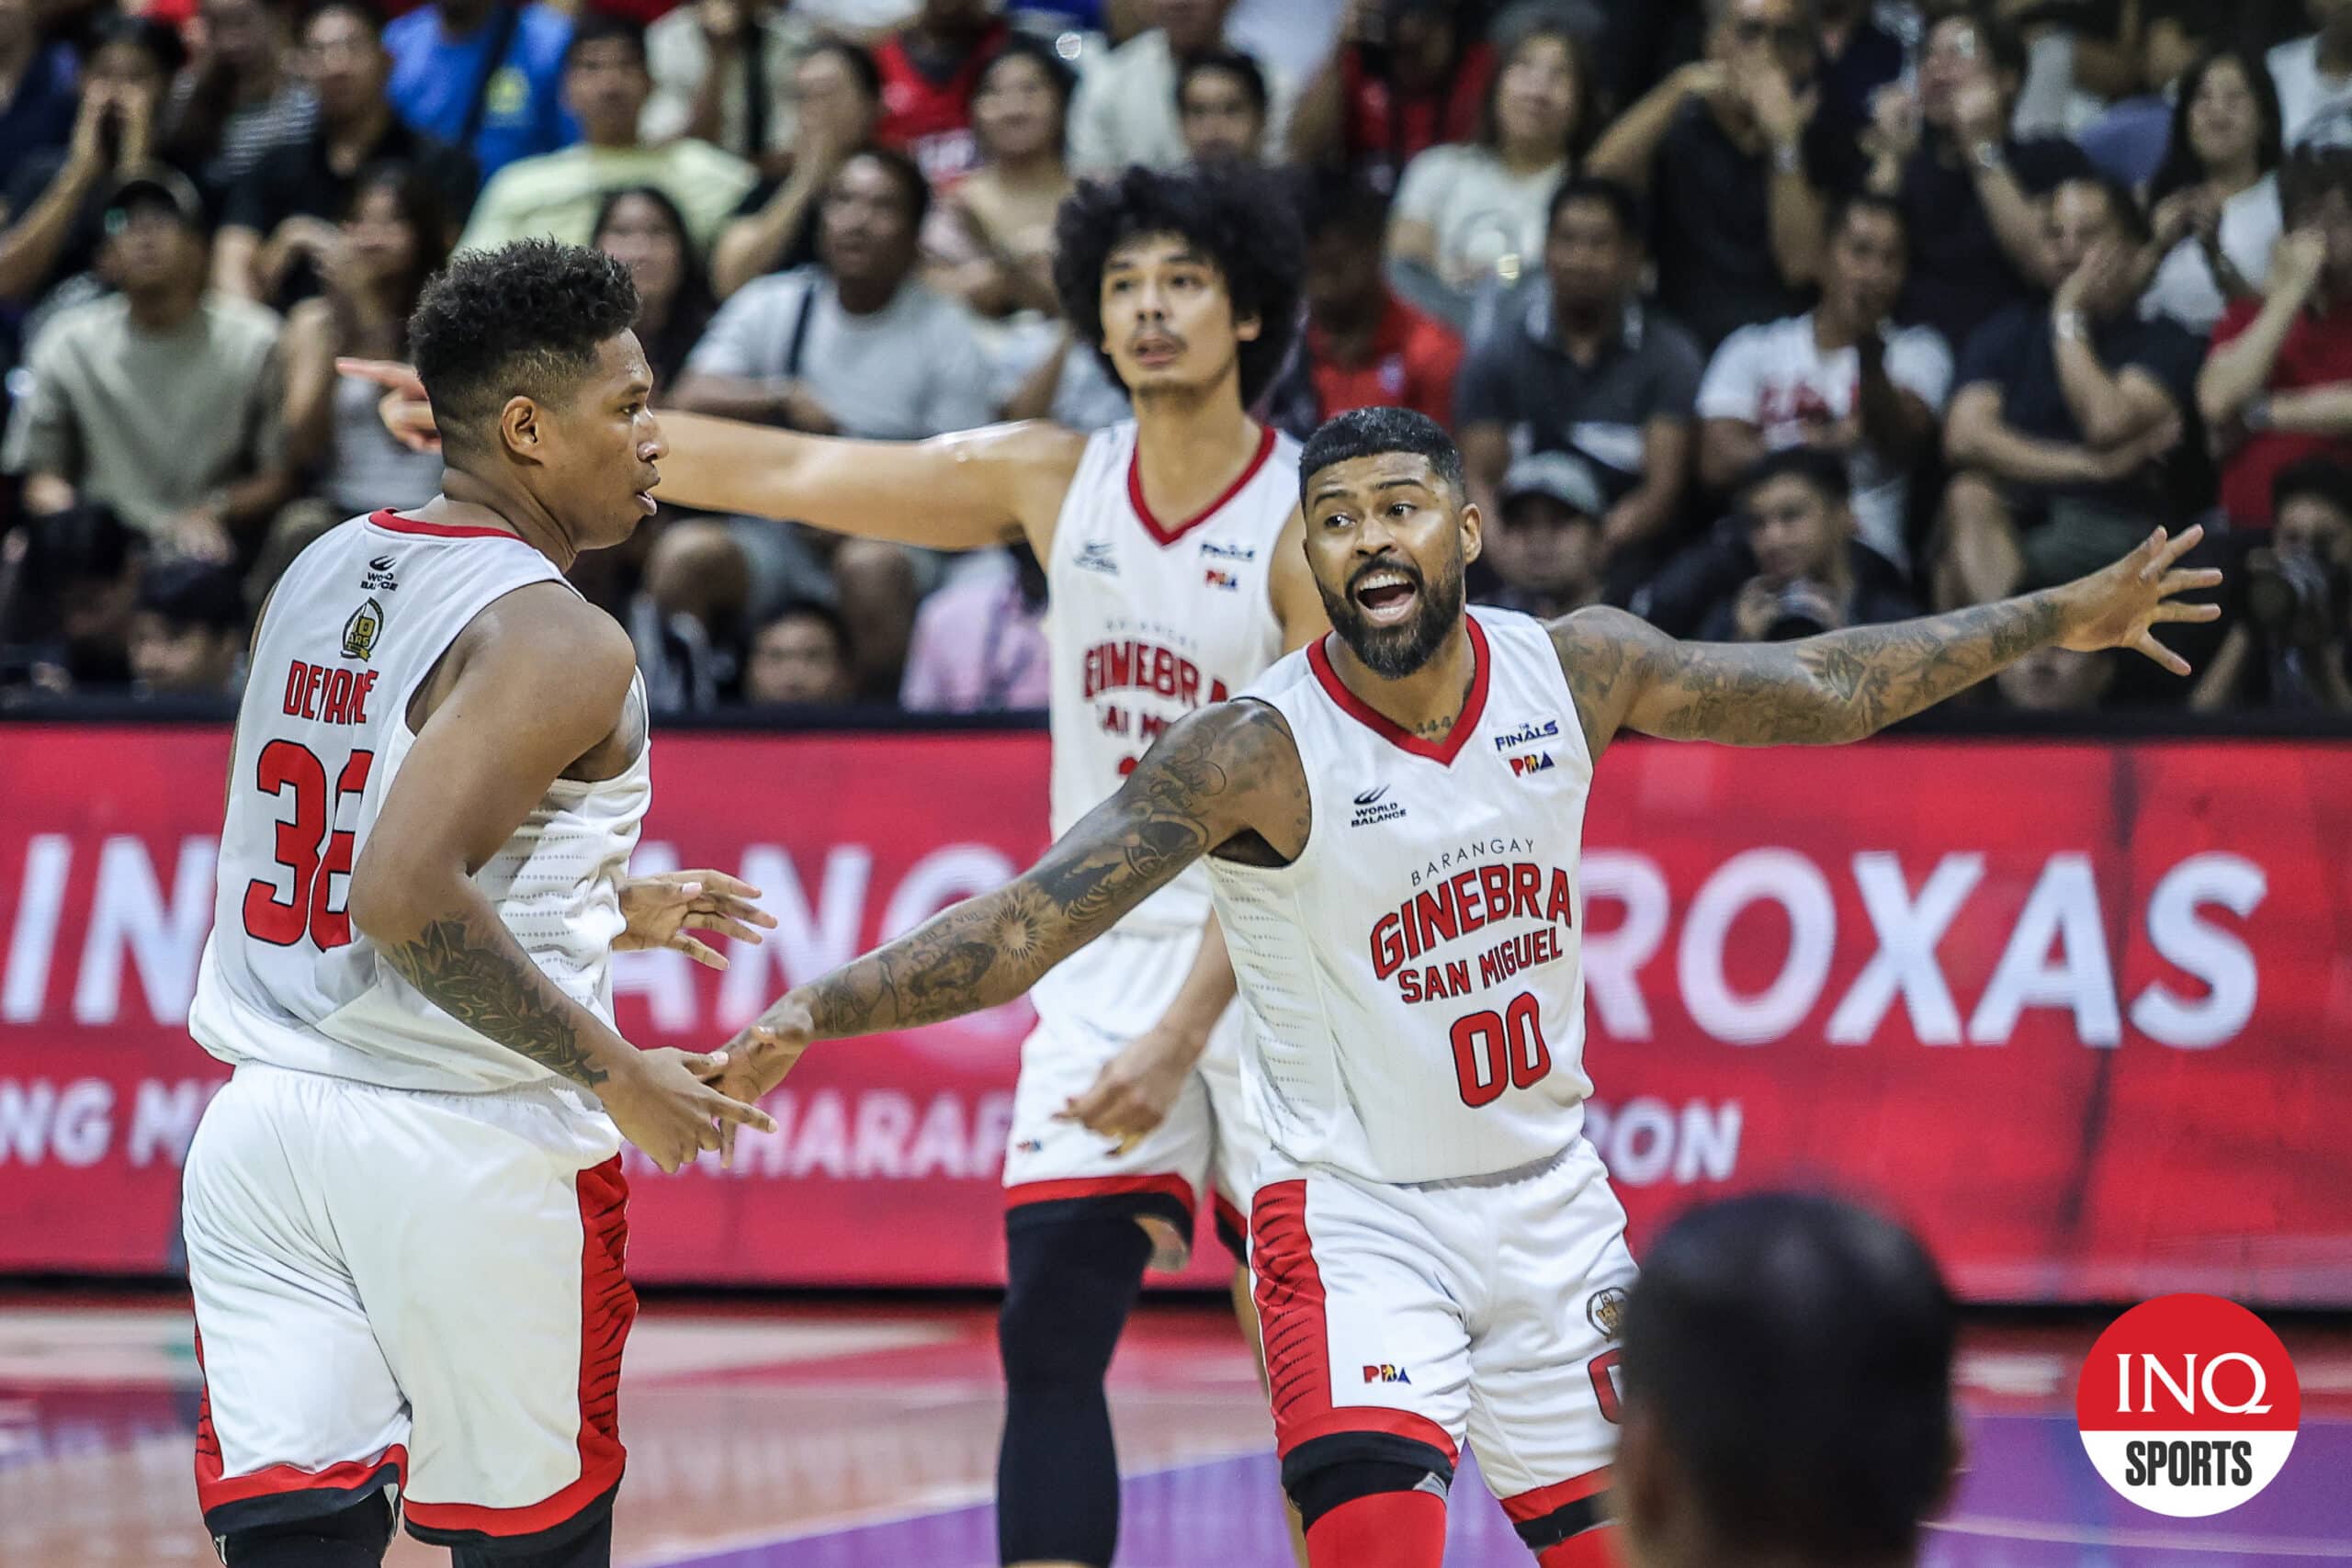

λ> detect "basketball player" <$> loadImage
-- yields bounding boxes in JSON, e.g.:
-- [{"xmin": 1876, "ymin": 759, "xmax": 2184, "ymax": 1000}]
[
  {"xmin": 1613, "ymin": 1192, "xmax": 1960, "ymax": 1568},
  {"xmin": 345, "ymin": 160, "xmax": 1321, "ymax": 1568},
  {"xmin": 712, "ymin": 406, "xmax": 2219, "ymax": 1568},
  {"xmin": 182, "ymin": 241, "xmax": 775, "ymax": 1568}
]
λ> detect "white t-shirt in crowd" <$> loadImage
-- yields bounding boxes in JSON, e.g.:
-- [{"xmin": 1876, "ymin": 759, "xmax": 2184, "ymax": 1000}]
[
  {"xmin": 1696, "ymin": 312, "xmax": 1955, "ymax": 571},
  {"xmin": 1390, "ymin": 143, "xmax": 1567, "ymax": 294},
  {"xmin": 2268, "ymin": 36, "xmax": 2352, "ymax": 146},
  {"xmin": 2140, "ymin": 174, "xmax": 2283, "ymax": 337}
]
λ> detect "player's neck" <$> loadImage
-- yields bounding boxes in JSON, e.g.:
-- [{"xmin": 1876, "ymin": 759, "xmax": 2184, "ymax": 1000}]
[
  {"xmin": 1129, "ymin": 386, "xmax": 1259, "ymax": 523},
  {"xmin": 423, "ymin": 471, "xmax": 581, "ymax": 570},
  {"xmin": 1327, "ymin": 617, "xmax": 1478, "ymax": 745}
]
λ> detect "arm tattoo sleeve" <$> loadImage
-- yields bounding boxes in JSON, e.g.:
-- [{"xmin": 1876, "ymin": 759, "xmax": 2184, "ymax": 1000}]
[
  {"xmin": 799, "ymin": 704, "xmax": 1305, "ymax": 1039},
  {"xmin": 1555, "ymin": 595, "xmax": 2067, "ymax": 750},
  {"xmin": 379, "ymin": 909, "xmax": 609, "ymax": 1086}
]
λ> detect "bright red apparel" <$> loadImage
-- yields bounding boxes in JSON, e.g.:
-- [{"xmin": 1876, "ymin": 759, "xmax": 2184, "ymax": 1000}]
[
  {"xmin": 2212, "ymin": 294, "xmax": 2352, "ymax": 528},
  {"xmin": 1307, "ymin": 297, "xmax": 1466, "ymax": 429},
  {"xmin": 873, "ymin": 20, "xmax": 1010, "ymax": 186}
]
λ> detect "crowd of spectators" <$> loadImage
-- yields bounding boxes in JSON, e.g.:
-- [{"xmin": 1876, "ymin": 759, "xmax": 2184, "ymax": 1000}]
[{"xmin": 4, "ymin": 0, "xmax": 2349, "ymax": 715}]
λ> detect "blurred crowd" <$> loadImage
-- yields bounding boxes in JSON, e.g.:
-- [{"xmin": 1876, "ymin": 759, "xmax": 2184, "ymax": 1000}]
[{"xmin": 3, "ymin": 0, "xmax": 2350, "ymax": 715}]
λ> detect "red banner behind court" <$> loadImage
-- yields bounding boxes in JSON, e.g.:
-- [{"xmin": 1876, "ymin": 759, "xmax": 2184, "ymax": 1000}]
[{"xmin": 1, "ymin": 724, "xmax": 2346, "ymax": 1303}]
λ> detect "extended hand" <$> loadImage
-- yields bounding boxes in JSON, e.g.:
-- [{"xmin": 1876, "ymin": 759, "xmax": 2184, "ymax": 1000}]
[
  {"xmin": 2055, "ymin": 525, "xmax": 2224, "ymax": 675},
  {"xmin": 616, "ymin": 870, "xmax": 776, "ymax": 969},
  {"xmin": 714, "ymin": 994, "xmax": 818, "ymax": 1165},
  {"xmin": 598, "ymin": 1046, "xmax": 778, "ymax": 1173},
  {"xmin": 337, "ymin": 356, "xmax": 439, "ymax": 453},
  {"xmin": 1059, "ymin": 1024, "xmax": 1201, "ymax": 1150}
]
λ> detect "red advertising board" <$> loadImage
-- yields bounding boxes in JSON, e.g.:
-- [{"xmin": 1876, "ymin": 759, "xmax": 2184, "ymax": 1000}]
[{"xmin": 1, "ymin": 723, "xmax": 2346, "ymax": 1303}]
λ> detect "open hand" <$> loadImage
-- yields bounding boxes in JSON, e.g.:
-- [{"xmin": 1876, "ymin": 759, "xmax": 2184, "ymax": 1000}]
[
  {"xmin": 713, "ymin": 994, "xmax": 818, "ymax": 1166},
  {"xmin": 616, "ymin": 870, "xmax": 776, "ymax": 969},
  {"xmin": 2055, "ymin": 524, "xmax": 2224, "ymax": 676},
  {"xmin": 337, "ymin": 356, "xmax": 439, "ymax": 453},
  {"xmin": 598, "ymin": 1046, "xmax": 778, "ymax": 1173}
]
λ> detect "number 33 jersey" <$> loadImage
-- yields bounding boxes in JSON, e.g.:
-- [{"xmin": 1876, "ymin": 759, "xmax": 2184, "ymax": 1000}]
[
  {"xmin": 190, "ymin": 512, "xmax": 649, "ymax": 1099},
  {"xmin": 1207, "ymin": 610, "xmax": 1595, "ymax": 1185}
]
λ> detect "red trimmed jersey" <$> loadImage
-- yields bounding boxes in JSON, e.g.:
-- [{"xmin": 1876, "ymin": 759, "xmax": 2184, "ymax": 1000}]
[
  {"xmin": 872, "ymin": 21, "xmax": 1009, "ymax": 186},
  {"xmin": 1208, "ymin": 609, "xmax": 1596, "ymax": 1183}
]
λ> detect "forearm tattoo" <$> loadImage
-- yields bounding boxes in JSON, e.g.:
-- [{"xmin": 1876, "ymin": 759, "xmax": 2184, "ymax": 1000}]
[
  {"xmin": 801, "ymin": 704, "xmax": 1306, "ymax": 1039},
  {"xmin": 1555, "ymin": 594, "xmax": 2066, "ymax": 754},
  {"xmin": 379, "ymin": 913, "xmax": 606, "ymax": 1086}
]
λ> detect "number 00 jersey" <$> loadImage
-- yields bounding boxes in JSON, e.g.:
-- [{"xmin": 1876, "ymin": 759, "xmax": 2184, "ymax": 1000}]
[
  {"xmin": 189, "ymin": 512, "xmax": 650, "ymax": 1099},
  {"xmin": 1207, "ymin": 610, "xmax": 1596, "ymax": 1185}
]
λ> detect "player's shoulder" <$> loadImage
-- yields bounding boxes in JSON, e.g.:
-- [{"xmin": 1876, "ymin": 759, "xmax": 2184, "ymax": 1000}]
[{"xmin": 459, "ymin": 582, "xmax": 635, "ymax": 696}]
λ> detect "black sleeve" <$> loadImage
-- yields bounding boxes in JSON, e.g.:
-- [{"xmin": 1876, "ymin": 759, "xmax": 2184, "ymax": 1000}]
[
  {"xmin": 1954, "ymin": 303, "xmax": 2029, "ymax": 392},
  {"xmin": 420, "ymin": 137, "xmax": 481, "ymax": 232},
  {"xmin": 2009, "ymin": 135, "xmax": 2094, "ymax": 195},
  {"xmin": 2121, "ymin": 318, "xmax": 2207, "ymax": 408},
  {"xmin": 222, "ymin": 148, "xmax": 286, "ymax": 232}
]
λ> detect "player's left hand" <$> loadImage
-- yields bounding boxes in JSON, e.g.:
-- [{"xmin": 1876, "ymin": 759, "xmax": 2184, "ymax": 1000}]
[
  {"xmin": 1059, "ymin": 1024, "xmax": 1202, "ymax": 1153},
  {"xmin": 2054, "ymin": 524, "xmax": 2224, "ymax": 676},
  {"xmin": 616, "ymin": 870, "xmax": 775, "ymax": 969},
  {"xmin": 713, "ymin": 994, "xmax": 817, "ymax": 1167}
]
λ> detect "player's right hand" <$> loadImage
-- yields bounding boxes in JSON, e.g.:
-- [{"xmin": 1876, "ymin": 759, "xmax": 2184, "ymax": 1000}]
[
  {"xmin": 1059, "ymin": 1024, "xmax": 1200, "ymax": 1153},
  {"xmin": 600, "ymin": 1046, "xmax": 778, "ymax": 1174},
  {"xmin": 336, "ymin": 357, "xmax": 440, "ymax": 454},
  {"xmin": 713, "ymin": 996, "xmax": 818, "ymax": 1168}
]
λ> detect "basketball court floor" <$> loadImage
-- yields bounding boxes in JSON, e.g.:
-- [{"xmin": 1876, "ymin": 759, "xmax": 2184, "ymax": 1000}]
[{"xmin": 1, "ymin": 1295, "xmax": 2345, "ymax": 1567}]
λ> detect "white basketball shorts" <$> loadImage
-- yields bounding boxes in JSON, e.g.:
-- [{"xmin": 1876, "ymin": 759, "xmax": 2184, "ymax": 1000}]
[
  {"xmin": 1250, "ymin": 1136, "xmax": 1634, "ymax": 1556},
  {"xmin": 1004, "ymin": 924, "xmax": 1265, "ymax": 1269},
  {"xmin": 182, "ymin": 1062, "xmax": 632, "ymax": 1550}
]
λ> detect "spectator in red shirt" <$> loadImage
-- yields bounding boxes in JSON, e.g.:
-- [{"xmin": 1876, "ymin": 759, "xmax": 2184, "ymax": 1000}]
[
  {"xmin": 871, "ymin": 0, "xmax": 1009, "ymax": 186},
  {"xmin": 1285, "ymin": 0, "xmax": 1493, "ymax": 193},
  {"xmin": 2199, "ymin": 147, "xmax": 2352, "ymax": 530},
  {"xmin": 1272, "ymin": 179, "xmax": 1462, "ymax": 433}
]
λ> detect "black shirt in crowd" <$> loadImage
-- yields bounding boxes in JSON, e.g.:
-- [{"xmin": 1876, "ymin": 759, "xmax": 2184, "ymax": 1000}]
[
  {"xmin": 1894, "ymin": 132, "xmax": 2091, "ymax": 353},
  {"xmin": 224, "ymin": 118, "xmax": 477, "ymax": 304}
]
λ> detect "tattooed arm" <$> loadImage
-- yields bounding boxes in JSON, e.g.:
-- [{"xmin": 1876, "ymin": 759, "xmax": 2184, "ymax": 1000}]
[
  {"xmin": 1551, "ymin": 525, "xmax": 2223, "ymax": 760},
  {"xmin": 718, "ymin": 702, "xmax": 1309, "ymax": 1111},
  {"xmin": 346, "ymin": 582, "xmax": 771, "ymax": 1170}
]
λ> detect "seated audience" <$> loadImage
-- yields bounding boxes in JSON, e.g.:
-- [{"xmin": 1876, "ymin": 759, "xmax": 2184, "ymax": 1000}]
[
  {"xmin": 165, "ymin": 0, "xmax": 317, "ymax": 200},
  {"xmin": 591, "ymin": 185, "xmax": 717, "ymax": 396},
  {"xmin": 458, "ymin": 15, "xmax": 755, "ymax": 254},
  {"xmin": 1385, "ymin": 19, "xmax": 1584, "ymax": 332},
  {"xmin": 2191, "ymin": 456, "xmax": 2352, "ymax": 711},
  {"xmin": 1809, "ymin": 0, "xmax": 1904, "ymax": 166},
  {"xmin": 1478, "ymin": 450, "xmax": 1605, "ymax": 618},
  {"xmin": 899, "ymin": 544, "xmax": 1050, "ymax": 711},
  {"xmin": 383, "ymin": 0, "xmax": 576, "ymax": 182},
  {"xmin": 925, "ymin": 34, "xmax": 1075, "ymax": 320},
  {"xmin": 2199, "ymin": 148, "xmax": 2352, "ymax": 531},
  {"xmin": 2078, "ymin": 0, "xmax": 2218, "ymax": 187},
  {"xmin": 741, "ymin": 599, "xmax": 857, "ymax": 705},
  {"xmin": 2268, "ymin": 0, "xmax": 2352, "ymax": 149},
  {"xmin": 1697, "ymin": 447, "xmax": 1918, "ymax": 642},
  {"xmin": 215, "ymin": 0, "xmax": 475, "ymax": 308},
  {"xmin": 1070, "ymin": 0, "xmax": 1292, "ymax": 176},
  {"xmin": 710, "ymin": 39, "xmax": 880, "ymax": 298},
  {"xmin": 3, "ymin": 168, "xmax": 290, "ymax": 566},
  {"xmin": 2140, "ymin": 49, "xmax": 2284, "ymax": 338},
  {"xmin": 1179, "ymin": 49, "xmax": 1271, "ymax": 165},
  {"xmin": 129, "ymin": 557, "xmax": 246, "ymax": 696},
  {"xmin": 0, "ymin": 0, "xmax": 80, "ymax": 191},
  {"xmin": 1285, "ymin": 0, "xmax": 1491, "ymax": 193},
  {"xmin": 641, "ymin": 0, "xmax": 822, "ymax": 173},
  {"xmin": 1997, "ymin": 643, "xmax": 2120, "ymax": 709},
  {"xmin": 1939, "ymin": 176, "xmax": 2203, "ymax": 607},
  {"xmin": 1699, "ymin": 192, "xmax": 1950, "ymax": 575},
  {"xmin": 868, "ymin": 0, "xmax": 1009, "ymax": 186},
  {"xmin": 7, "ymin": 502, "xmax": 142, "ymax": 693},
  {"xmin": 1268, "ymin": 178, "xmax": 1461, "ymax": 434}
]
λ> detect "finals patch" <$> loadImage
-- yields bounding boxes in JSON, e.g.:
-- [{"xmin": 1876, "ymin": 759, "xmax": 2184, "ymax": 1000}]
[{"xmin": 343, "ymin": 598, "xmax": 385, "ymax": 661}]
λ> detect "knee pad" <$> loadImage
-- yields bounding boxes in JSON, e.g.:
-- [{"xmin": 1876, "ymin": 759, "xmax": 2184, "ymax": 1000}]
[
  {"xmin": 216, "ymin": 1490, "xmax": 395, "ymax": 1567},
  {"xmin": 1286, "ymin": 1455, "xmax": 1453, "ymax": 1533},
  {"xmin": 999, "ymin": 1208, "xmax": 1152, "ymax": 1388}
]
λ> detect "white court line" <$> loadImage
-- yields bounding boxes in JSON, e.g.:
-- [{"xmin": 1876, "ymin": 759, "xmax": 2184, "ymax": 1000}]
[{"xmin": 1930, "ymin": 1514, "xmax": 2352, "ymax": 1558}]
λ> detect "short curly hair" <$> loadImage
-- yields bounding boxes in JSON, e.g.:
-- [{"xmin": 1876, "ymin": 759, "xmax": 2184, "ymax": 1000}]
[
  {"xmin": 409, "ymin": 240, "xmax": 640, "ymax": 457},
  {"xmin": 1051, "ymin": 163, "xmax": 1303, "ymax": 408}
]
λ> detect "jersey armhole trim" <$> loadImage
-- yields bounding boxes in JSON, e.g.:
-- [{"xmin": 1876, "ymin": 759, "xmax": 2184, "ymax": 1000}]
[{"xmin": 1126, "ymin": 423, "xmax": 1279, "ymax": 547}]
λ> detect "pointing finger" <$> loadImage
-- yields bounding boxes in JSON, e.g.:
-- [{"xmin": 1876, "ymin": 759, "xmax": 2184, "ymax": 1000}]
[{"xmin": 709, "ymin": 1091, "xmax": 778, "ymax": 1134}]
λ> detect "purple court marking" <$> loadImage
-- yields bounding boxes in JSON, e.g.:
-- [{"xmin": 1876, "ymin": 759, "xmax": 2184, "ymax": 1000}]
[{"xmin": 656, "ymin": 1417, "xmax": 2352, "ymax": 1568}]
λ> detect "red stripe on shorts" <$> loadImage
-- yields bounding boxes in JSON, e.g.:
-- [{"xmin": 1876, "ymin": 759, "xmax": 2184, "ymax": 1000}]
[
  {"xmin": 193, "ymin": 1329, "xmax": 411, "ymax": 1510},
  {"xmin": 1501, "ymin": 1465, "xmax": 1611, "ymax": 1521},
  {"xmin": 401, "ymin": 1156, "xmax": 636, "ymax": 1539},
  {"xmin": 1250, "ymin": 1180, "xmax": 1459, "ymax": 1465}
]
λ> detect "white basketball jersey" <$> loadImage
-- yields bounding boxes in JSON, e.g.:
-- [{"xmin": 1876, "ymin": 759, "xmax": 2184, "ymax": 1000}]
[
  {"xmin": 1035, "ymin": 420, "xmax": 1295, "ymax": 1020},
  {"xmin": 1207, "ymin": 610, "xmax": 1595, "ymax": 1185},
  {"xmin": 190, "ymin": 511, "xmax": 650, "ymax": 1102}
]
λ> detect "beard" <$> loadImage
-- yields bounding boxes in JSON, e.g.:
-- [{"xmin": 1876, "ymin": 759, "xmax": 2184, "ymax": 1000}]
[{"xmin": 1317, "ymin": 552, "xmax": 1466, "ymax": 679}]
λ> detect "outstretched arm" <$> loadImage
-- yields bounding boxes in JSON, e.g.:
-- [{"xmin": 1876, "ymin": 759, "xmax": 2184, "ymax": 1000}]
[
  {"xmin": 717, "ymin": 703, "xmax": 1309, "ymax": 1117},
  {"xmin": 1552, "ymin": 525, "xmax": 2222, "ymax": 759}
]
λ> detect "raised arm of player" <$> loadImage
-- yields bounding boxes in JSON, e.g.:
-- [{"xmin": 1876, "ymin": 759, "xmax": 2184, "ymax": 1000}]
[
  {"xmin": 1552, "ymin": 525, "xmax": 2222, "ymax": 760},
  {"xmin": 345, "ymin": 583, "xmax": 775, "ymax": 1171},
  {"xmin": 718, "ymin": 701, "xmax": 1312, "ymax": 1115},
  {"xmin": 335, "ymin": 356, "xmax": 1085, "ymax": 554}
]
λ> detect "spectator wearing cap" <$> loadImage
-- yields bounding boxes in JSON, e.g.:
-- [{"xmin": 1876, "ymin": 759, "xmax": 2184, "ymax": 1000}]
[
  {"xmin": 710, "ymin": 39, "xmax": 881, "ymax": 299},
  {"xmin": 2199, "ymin": 148, "xmax": 2352, "ymax": 531},
  {"xmin": 458, "ymin": 15, "xmax": 756, "ymax": 254},
  {"xmin": 1698, "ymin": 446, "xmax": 1918, "ymax": 643},
  {"xmin": 1866, "ymin": 11, "xmax": 2093, "ymax": 354},
  {"xmin": 867, "ymin": 0, "xmax": 1012, "ymax": 188},
  {"xmin": 1384, "ymin": 20, "xmax": 1586, "ymax": 333},
  {"xmin": 0, "ymin": 0, "xmax": 80, "ymax": 192},
  {"xmin": 1586, "ymin": 0, "xmax": 1837, "ymax": 351},
  {"xmin": 129, "ymin": 558, "xmax": 246, "ymax": 696},
  {"xmin": 165, "ymin": 0, "xmax": 318, "ymax": 201},
  {"xmin": 642, "ymin": 0, "xmax": 823, "ymax": 175},
  {"xmin": 1940, "ymin": 176, "xmax": 2202, "ymax": 608},
  {"xmin": 2267, "ymin": 0, "xmax": 2352, "ymax": 149},
  {"xmin": 214, "ymin": 1, "xmax": 476, "ymax": 309},
  {"xmin": 1, "ymin": 167, "xmax": 290, "ymax": 566},
  {"xmin": 1179, "ymin": 48, "xmax": 1271, "ymax": 164},
  {"xmin": 1455, "ymin": 176, "xmax": 1704, "ymax": 581},
  {"xmin": 1698, "ymin": 192, "xmax": 1950, "ymax": 576},
  {"xmin": 1269, "ymin": 179, "xmax": 1461, "ymax": 435},
  {"xmin": 1287, "ymin": 0, "xmax": 1494, "ymax": 194},
  {"xmin": 2137, "ymin": 49, "xmax": 2284, "ymax": 339},
  {"xmin": 6, "ymin": 502, "xmax": 141, "ymax": 693},
  {"xmin": 899, "ymin": 542, "xmax": 1050, "ymax": 711},
  {"xmin": 383, "ymin": 0, "xmax": 578, "ymax": 183},
  {"xmin": 0, "ymin": 16, "xmax": 187, "ymax": 315},
  {"xmin": 1480, "ymin": 450, "xmax": 1605, "ymax": 619},
  {"xmin": 1068, "ymin": 0, "xmax": 1295, "ymax": 178}
]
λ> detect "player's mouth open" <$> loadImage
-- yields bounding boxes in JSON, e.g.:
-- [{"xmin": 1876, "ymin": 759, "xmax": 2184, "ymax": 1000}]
[
  {"xmin": 1131, "ymin": 334, "xmax": 1182, "ymax": 367},
  {"xmin": 1352, "ymin": 567, "xmax": 1420, "ymax": 626},
  {"xmin": 636, "ymin": 473, "xmax": 661, "ymax": 514}
]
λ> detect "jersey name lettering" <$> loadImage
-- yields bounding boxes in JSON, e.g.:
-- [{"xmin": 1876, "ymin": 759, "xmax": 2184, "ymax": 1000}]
[
  {"xmin": 281, "ymin": 660, "xmax": 380, "ymax": 727},
  {"xmin": 1080, "ymin": 639, "xmax": 1231, "ymax": 706}
]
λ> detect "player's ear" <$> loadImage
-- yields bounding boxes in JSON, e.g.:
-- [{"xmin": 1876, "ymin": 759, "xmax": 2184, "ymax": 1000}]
[
  {"xmin": 1234, "ymin": 311, "xmax": 1261, "ymax": 344},
  {"xmin": 499, "ymin": 395, "xmax": 541, "ymax": 460},
  {"xmin": 1459, "ymin": 495, "xmax": 1484, "ymax": 568}
]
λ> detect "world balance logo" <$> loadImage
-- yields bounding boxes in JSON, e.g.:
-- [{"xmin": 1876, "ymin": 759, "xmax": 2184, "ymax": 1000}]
[{"xmin": 2076, "ymin": 1293, "xmax": 2301, "ymax": 1517}]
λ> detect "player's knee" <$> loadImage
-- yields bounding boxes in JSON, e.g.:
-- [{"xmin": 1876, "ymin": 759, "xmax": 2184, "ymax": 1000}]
[
  {"xmin": 446, "ymin": 1499, "xmax": 612, "ymax": 1568},
  {"xmin": 214, "ymin": 1490, "xmax": 396, "ymax": 1567},
  {"xmin": 1284, "ymin": 1452, "xmax": 1453, "ymax": 1533},
  {"xmin": 999, "ymin": 1212, "xmax": 1151, "ymax": 1388}
]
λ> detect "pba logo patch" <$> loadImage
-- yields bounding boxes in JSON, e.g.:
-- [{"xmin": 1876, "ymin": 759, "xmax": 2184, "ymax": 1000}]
[
  {"xmin": 1204, "ymin": 567, "xmax": 1240, "ymax": 591},
  {"xmin": 1509, "ymin": 752, "xmax": 1555, "ymax": 776},
  {"xmin": 1363, "ymin": 1363, "xmax": 1411, "ymax": 1384},
  {"xmin": 342, "ymin": 598, "xmax": 385, "ymax": 661},
  {"xmin": 2076, "ymin": 1293, "xmax": 2300, "ymax": 1517}
]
